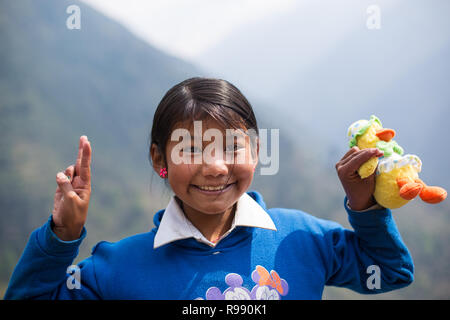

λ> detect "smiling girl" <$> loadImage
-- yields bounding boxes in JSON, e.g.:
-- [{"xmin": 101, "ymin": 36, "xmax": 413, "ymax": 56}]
[{"xmin": 5, "ymin": 77, "xmax": 413, "ymax": 300}]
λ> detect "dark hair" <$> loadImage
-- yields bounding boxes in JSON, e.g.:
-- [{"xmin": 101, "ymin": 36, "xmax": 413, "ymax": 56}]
[{"xmin": 149, "ymin": 77, "xmax": 259, "ymax": 167}]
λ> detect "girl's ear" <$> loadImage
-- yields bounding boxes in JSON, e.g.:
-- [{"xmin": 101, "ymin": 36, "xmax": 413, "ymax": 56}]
[{"xmin": 150, "ymin": 143, "xmax": 165, "ymax": 174}]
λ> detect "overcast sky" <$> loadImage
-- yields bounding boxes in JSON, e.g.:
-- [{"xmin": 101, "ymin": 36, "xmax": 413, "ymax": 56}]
[{"xmin": 80, "ymin": 0, "xmax": 297, "ymax": 60}]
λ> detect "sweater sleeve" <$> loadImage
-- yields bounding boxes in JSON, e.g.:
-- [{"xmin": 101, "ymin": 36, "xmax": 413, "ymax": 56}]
[
  {"xmin": 4, "ymin": 216, "xmax": 102, "ymax": 300},
  {"xmin": 323, "ymin": 197, "xmax": 414, "ymax": 294}
]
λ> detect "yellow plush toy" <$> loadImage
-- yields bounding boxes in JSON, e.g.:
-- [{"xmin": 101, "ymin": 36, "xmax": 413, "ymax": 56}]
[{"xmin": 347, "ymin": 115, "xmax": 447, "ymax": 209}]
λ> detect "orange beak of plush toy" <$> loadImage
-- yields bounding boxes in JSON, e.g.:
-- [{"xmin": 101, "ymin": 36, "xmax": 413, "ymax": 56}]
[{"xmin": 376, "ymin": 128, "xmax": 396, "ymax": 142}]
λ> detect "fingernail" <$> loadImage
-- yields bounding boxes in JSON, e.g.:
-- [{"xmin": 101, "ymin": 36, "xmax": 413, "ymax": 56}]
[{"xmin": 57, "ymin": 172, "xmax": 65, "ymax": 180}]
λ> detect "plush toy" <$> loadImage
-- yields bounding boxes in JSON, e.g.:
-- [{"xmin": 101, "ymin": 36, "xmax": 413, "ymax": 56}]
[{"xmin": 347, "ymin": 115, "xmax": 447, "ymax": 209}]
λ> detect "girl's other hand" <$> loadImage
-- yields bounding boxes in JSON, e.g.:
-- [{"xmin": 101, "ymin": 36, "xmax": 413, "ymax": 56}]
[
  {"xmin": 52, "ymin": 136, "xmax": 92, "ymax": 241},
  {"xmin": 335, "ymin": 147, "xmax": 384, "ymax": 211}
]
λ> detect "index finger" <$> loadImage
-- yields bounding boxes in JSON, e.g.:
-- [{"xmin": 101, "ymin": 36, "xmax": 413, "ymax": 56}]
[
  {"xmin": 75, "ymin": 135, "xmax": 88, "ymax": 176},
  {"xmin": 79, "ymin": 138, "xmax": 92, "ymax": 183}
]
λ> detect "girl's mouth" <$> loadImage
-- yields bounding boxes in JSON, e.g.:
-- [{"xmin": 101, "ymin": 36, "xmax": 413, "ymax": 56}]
[{"xmin": 192, "ymin": 183, "xmax": 235, "ymax": 195}]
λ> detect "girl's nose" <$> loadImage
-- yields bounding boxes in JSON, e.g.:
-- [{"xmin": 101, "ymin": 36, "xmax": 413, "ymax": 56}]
[{"xmin": 201, "ymin": 158, "xmax": 229, "ymax": 177}]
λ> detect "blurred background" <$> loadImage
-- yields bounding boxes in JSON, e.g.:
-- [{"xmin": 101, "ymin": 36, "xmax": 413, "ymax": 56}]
[{"xmin": 0, "ymin": 0, "xmax": 449, "ymax": 299}]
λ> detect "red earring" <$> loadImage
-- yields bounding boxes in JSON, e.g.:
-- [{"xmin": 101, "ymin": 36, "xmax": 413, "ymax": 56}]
[{"xmin": 159, "ymin": 167, "xmax": 167, "ymax": 178}]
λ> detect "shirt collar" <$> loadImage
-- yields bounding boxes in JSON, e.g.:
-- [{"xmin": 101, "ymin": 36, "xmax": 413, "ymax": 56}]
[{"xmin": 153, "ymin": 192, "xmax": 277, "ymax": 249}]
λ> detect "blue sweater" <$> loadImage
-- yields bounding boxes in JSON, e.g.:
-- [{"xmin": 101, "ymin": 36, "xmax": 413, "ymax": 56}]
[{"xmin": 4, "ymin": 191, "xmax": 414, "ymax": 300}]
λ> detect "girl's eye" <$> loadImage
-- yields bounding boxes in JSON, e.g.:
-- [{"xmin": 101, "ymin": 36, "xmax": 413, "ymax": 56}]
[{"xmin": 226, "ymin": 144, "xmax": 244, "ymax": 152}]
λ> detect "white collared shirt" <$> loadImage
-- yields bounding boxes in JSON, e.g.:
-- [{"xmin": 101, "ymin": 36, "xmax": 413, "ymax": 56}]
[{"xmin": 153, "ymin": 193, "xmax": 277, "ymax": 249}]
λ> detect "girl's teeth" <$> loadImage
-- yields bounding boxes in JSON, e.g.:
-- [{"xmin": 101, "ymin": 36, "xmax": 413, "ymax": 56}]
[{"xmin": 198, "ymin": 185, "xmax": 226, "ymax": 191}]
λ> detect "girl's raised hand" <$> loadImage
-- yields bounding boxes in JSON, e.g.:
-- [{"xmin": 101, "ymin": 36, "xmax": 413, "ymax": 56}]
[
  {"xmin": 52, "ymin": 136, "xmax": 92, "ymax": 241},
  {"xmin": 335, "ymin": 146, "xmax": 384, "ymax": 211}
]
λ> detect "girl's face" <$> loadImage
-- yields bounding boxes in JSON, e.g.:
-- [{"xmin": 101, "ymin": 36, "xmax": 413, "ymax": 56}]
[{"xmin": 156, "ymin": 118, "xmax": 258, "ymax": 217}]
